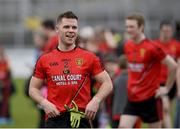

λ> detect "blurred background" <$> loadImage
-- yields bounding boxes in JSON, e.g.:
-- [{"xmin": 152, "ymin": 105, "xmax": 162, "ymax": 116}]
[
  {"xmin": 0, "ymin": 0, "xmax": 180, "ymax": 128},
  {"xmin": 1, "ymin": 0, "xmax": 180, "ymax": 77}
]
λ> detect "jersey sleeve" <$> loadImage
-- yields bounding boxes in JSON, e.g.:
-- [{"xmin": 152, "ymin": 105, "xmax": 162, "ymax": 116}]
[
  {"xmin": 33, "ymin": 56, "xmax": 46, "ymax": 79},
  {"xmin": 91, "ymin": 54, "xmax": 104, "ymax": 76},
  {"xmin": 151, "ymin": 42, "xmax": 166, "ymax": 61}
]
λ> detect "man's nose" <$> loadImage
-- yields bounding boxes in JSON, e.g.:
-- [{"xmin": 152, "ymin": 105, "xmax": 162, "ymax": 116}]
[{"xmin": 68, "ymin": 27, "xmax": 74, "ymax": 32}]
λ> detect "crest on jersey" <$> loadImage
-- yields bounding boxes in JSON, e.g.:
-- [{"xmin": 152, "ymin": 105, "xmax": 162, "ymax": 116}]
[
  {"xmin": 75, "ymin": 58, "xmax": 83, "ymax": 66},
  {"xmin": 63, "ymin": 69, "xmax": 70, "ymax": 74},
  {"xmin": 140, "ymin": 48, "xmax": 146, "ymax": 58}
]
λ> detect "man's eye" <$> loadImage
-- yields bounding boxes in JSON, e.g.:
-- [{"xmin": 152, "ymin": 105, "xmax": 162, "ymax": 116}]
[
  {"xmin": 63, "ymin": 26, "xmax": 69, "ymax": 29},
  {"xmin": 72, "ymin": 26, "xmax": 77, "ymax": 29}
]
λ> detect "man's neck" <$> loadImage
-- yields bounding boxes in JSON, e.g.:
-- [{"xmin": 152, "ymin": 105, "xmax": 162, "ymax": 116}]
[
  {"xmin": 58, "ymin": 43, "xmax": 76, "ymax": 52},
  {"xmin": 159, "ymin": 37, "xmax": 171, "ymax": 43},
  {"xmin": 133, "ymin": 33, "xmax": 145, "ymax": 44}
]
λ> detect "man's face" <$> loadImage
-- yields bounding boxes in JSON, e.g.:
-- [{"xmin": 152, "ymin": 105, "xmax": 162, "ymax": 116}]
[
  {"xmin": 125, "ymin": 19, "xmax": 143, "ymax": 40},
  {"xmin": 56, "ymin": 18, "xmax": 78, "ymax": 46},
  {"xmin": 160, "ymin": 25, "xmax": 173, "ymax": 41}
]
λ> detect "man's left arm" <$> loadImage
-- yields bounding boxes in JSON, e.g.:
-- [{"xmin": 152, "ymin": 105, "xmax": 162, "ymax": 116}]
[
  {"xmin": 156, "ymin": 55, "xmax": 177, "ymax": 97},
  {"xmin": 85, "ymin": 70, "xmax": 113, "ymax": 120}
]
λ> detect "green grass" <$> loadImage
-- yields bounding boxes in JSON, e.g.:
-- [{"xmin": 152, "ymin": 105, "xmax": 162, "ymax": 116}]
[{"xmin": 0, "ymin": 78, "xmax": 39, "ymax": 128}]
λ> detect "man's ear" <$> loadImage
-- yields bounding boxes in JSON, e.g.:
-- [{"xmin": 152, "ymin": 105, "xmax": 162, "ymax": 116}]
[
  {"xmin": 140, "ymin": 25, "xmax": 144, "ymax": 32},
  {"xmin": 55, "ymin": 25, "xmax": 59, "ymax": 33}
]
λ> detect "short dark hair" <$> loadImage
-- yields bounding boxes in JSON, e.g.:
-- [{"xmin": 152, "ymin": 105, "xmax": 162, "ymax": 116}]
[
  {"xmin": 118, "ymin": 55, "xmax": 127, "ymax": 69},
  {"xmin": 41, "ymin": 19, "xmax": 55, "ymax": 30},
  {"xmin": 56, "ymin": 11, "xmax": 78, "ymax": 24},
  {"xmin": 160, "ymin": 20, "xmax": 173, "ymax": 29},
  {"xmin": 126, "ymin": 13, "xmax": 145, "ymax": 27}
]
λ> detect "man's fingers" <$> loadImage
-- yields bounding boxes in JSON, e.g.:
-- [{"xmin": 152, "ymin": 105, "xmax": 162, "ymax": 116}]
[
  {"xmin": 155, "ymin": 89, "xmax": 160, "ymax": 98},
  {"xmin": 47, "ymin": 109, "xmax": 60, "ymax": 118},
  {"xmin": 92, "ymin": 112, "xmax": 96, "ymax": 120},
  {"xmin": 85, "ymin": 110, "xmax": 96, "ymax": 120},
  {"xmin": 47, "ymin": 112, "xmax": 55, "ymax": 118},
  {"xmin": 54, "ymin": 109, "xmax": 60, "ymax": 115},
  {"xmin": 85, "ymin": 110, "xmax": 91, "ymax": 119}
]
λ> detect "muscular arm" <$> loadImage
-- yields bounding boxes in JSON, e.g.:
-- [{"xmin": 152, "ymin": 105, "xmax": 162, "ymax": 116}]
[
  {"xmin": 85, "ymin": 70, "xmax": 113, "ymax": 119},
  {"xmin": 29, "ymin": 76, "xmax": 60, "ymax": 118},
  {"xmin": 162, "ymin": 55, "xmax": 177, "ymax": 91},
  {"xmin": 93, "ymin": 70, "xmax": 113, "ymax": 102},
  {"xmin": 29, "ymin": 76, "xmax": 44, "ymax": 104},
  {"xmin": 156, "ymin": 55, "xmax": 177, "ymax": 98}
]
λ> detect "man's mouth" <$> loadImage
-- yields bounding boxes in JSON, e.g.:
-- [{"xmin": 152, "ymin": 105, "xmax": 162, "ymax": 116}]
[{"xmin": 66, "ymin": 33, "xmax": 75, "ymax": 38}]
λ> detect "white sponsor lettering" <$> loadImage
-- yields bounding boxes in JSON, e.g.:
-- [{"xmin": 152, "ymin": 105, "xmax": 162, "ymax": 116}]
[
  {"xmin": 128, "ymin": 63, "xmax": 144, "ymax": 72},
  {"xmin": 52, "ymin": 74, "xmax": 82, "ymax": 86},
  {"xmin": 67, "ymin": 74, "xmax": 82, "ymax": 81},
  {"xmin": 52, "ymin": 75, "xmax": 66, "ymax": 81}
]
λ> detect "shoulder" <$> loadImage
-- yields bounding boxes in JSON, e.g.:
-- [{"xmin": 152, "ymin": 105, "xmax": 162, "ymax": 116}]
[
  {"xmin": 76, "ymin": 47, "xmax": 98, "ymax": 58},
  {"xmin": 37, "ymin": 49, "xmax": 56, "ymax": 61},
  {"xmin": 172, "ymin": 39, "xmax": 180, "ymax": 44},
  {"xmin": 144, "ymin": 39, "xmax": 161, "ymax": 50},
  {"xmin": 124, "ymin": 40, "xmax": 134, "ymax": 52},
  {"xmin": 124, "ymin": 40, "xmax": 133, "ymax": 47}
]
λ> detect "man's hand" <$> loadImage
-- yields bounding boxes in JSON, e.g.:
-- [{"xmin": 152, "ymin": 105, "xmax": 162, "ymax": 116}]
[
  {"xmin": 155, "ymin": 87, "xmax": 169, "ymax": 98},
  {"xmin": 85, "ymin": 96, "xmax": 101, "ymax": 120},
  {"xmin": 40, "ymin": 99, "xmax": 60, "ymax": 118}
]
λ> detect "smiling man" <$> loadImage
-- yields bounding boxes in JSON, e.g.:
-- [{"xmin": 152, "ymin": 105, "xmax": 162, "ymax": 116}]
[{"xmin": 29, "ymin": 11, "xmax": 113, "ymax": 128}]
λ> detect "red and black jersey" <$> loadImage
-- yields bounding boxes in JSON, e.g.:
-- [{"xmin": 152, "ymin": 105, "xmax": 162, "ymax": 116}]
[
  {"xmin": 155, "ymin": 39, "xmax": 180, "ymax": 84},
  {"xmin": 124, "ymin": 39, "xmax": 166, "ymax": 102},
  {"xmin": 33, "ymin": 47, "xmax": 104, "ymax": 112}
]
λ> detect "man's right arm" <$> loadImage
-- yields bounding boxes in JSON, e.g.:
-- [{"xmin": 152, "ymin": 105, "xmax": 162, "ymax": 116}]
[{"xmin": 29, "ymin": 76, "xmax": 60, "ymax": 118}]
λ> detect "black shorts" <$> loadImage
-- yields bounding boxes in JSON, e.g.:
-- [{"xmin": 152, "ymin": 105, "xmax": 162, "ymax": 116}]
[
  {"xmin": 45, "ymin": 112, "xmax": 91, "ymax": 128},
  {"xmin": 123, "ymin": 96, "xmax": 163, "ymax": 123},
  {"xmin": 161, "ymin": 82, "xmax": 177, "ymax": 100}
]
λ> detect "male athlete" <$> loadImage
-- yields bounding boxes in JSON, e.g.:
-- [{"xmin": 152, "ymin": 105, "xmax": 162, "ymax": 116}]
[
  {"xmin": 29, "ymin": 11, "xmax": 113, "ymax": 128},
  {"xmin": 119, "ymin": 14, "xmax": 177, "ymax": 128}
]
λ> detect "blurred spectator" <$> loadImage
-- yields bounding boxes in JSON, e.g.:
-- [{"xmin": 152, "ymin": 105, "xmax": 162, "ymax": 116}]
[
  {"xmin": 174, "ymin": 22, "xmax": 180, "ymax": 128},
  {"xmin": 111, "ymin": 55, "xmax": 141, "ymax": 128},
  {"xmin": 41, "ymin": 19, "xmax": 58, "ymax": 53},
  {"xmin": 104, "ymin": 53, "xmax": 120, "ymax": 78},
  {"xmin": 116, "ymin": 32, "xmax": 130, "ymax": 56},
  {"xmin": 155, "ymin": 20, "xmax": 180, "ymax": 128},
  {"xmin": 79, "ymin": 26, "xmax": 104, "ymax": 58},
  {"xmin": 94, "ymin": 26, "xmax": 118, "ymax": 56},
  {"xmin": 100, "ymin": 53, "xmax": 120, "ymax": 128},
  {"xmin": 175, "ymin": 21, "xmax": 180, "ymax": 41},
  {"xmin": 0, "ymin": 47, "xmax": 15, "ymax": 125}
]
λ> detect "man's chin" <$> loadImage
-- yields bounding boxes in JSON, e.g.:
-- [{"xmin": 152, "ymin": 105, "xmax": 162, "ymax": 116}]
[{"xmin": 66, "ymin": 42, "xmax": 75, "ymax": 46}]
